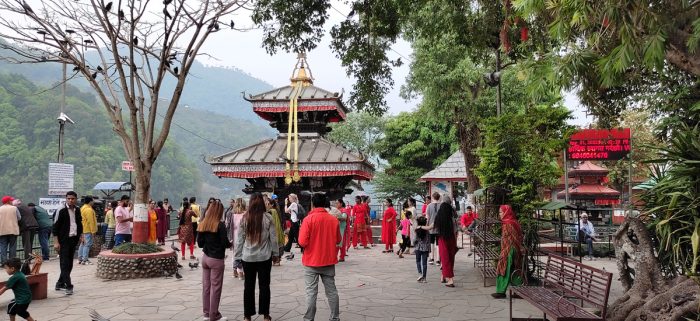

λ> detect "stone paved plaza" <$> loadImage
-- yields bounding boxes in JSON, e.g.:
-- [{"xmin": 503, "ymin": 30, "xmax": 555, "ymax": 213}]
[{"xmin": 0, "ymin": 239, "xmax": 621, "ymax": 321}]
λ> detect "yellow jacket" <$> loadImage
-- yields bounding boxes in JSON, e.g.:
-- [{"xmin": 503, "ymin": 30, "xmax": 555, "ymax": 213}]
[
  {"xmin": 81, "ymin": 204, "xmax": 98, "ymax": 234},
  {"xmin": 191, "ymin": 204, "xmax": 201, "ymax": 223}
]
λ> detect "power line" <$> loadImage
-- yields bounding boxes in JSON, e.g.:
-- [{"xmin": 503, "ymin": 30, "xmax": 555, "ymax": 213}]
[
  {"xmin": 147, "ymin": 105, "xmax": 237, "ymax": 151},
  {"xmin": 329, "ymin": 5, "xmax": 411, "ymax": 63}
]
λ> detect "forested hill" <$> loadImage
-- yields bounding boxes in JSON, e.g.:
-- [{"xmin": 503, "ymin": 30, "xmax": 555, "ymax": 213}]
[
  {"xmin": 0, "ymin": 46, "xmax": 274, "ymax": 122},
  {"xmin": 0, "ymin": 73, "xmax": 201, "ymax": 201},
  {"xmin": 0, "ymin": 72, "xmax": 276, "ymax": 201},
  {"xmin": 0, "ymin": 40, "xmax": 277, "ymax": 200}
]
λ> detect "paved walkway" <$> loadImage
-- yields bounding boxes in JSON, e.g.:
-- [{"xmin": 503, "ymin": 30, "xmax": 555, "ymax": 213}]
[{"xmin": 0, "ymin": 241, "xmax": 621, "ymax": 321}]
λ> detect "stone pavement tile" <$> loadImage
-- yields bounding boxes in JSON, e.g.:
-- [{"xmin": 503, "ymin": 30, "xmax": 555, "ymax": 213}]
[{"xmin": 2, "ymin": 241, "xmax": 623, "ymax": 320}]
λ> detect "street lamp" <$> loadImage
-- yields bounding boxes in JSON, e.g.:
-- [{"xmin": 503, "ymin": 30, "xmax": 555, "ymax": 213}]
[{"xmin": 44, "ymin": 28, "xmax": 88, "ymax": 163}]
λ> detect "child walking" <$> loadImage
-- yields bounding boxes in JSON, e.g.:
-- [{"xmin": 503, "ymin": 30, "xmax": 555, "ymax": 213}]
[
  {"xmin": 413, "ymin": 216, "xmax": 431, "ymax": 283},
  {"xmin": 0, "ymin": 258, "xmax": 36, "ymax": 321},
  {"xmin": 397, "ymin": 211, "xmax": 412, "ymax": 258}
]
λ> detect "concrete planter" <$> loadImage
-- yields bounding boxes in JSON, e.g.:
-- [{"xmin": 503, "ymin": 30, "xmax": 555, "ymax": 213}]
[{"xmin": 96, "ymin": 249, "xmax": 177, "ymax": 280}]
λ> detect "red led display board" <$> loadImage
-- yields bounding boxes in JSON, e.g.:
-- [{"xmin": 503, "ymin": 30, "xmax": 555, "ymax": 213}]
[{"xmin": 567, "ymin": 128, "xmax": 631, "ymax": 160}]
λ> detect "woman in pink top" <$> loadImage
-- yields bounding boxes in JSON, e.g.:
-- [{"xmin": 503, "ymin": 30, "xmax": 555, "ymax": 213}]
[{"xmin": 397, "ymin": 211, "xmax": 412, "ymax": 258}]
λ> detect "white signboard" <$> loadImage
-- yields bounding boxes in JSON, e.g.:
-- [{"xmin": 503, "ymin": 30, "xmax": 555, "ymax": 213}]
[
  {"xmin": 48, "ymin": 163, "xmax": 74, "ymax": 196},
  {"xmin": 39, "ymin": 197, "xmax": 66, "ymax": 219},
  {"xmin": 133, "ymin": 203, "xmax": 148, "ymax": 222},
  {"xmin": 121, "ymin": 161, "xmax": 134, "ymax": 172}
]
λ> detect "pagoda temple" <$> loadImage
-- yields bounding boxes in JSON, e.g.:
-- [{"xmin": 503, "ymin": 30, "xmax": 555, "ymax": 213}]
[
  {"xmin": 557, "ymin": 161, "xmax": 620, "ymax": 220},
  {"xmin": 207, "ymin": 54, "xmax": 374, "ymax": 200}
]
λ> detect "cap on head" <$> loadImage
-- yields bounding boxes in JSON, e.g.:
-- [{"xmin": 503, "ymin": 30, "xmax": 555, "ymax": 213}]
[{"xmin": 1, "ymin": 196, "xmax": 14, "ymax": 204}]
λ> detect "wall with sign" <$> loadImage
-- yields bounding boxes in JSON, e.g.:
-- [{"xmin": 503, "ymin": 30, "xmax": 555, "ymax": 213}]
[{"xmin": 567, "ymin": 128, "xmax": 631, "ymax": 160}]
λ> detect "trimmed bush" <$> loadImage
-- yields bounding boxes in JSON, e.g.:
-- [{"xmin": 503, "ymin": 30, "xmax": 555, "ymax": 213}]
[{"xmin": 112, "ymin": 243, "xmax": 162, "ymax": 254}]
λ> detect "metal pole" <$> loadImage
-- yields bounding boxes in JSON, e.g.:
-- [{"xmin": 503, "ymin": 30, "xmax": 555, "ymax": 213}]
[
  {"xmin": 496, "ymin": 50, "xmax": 502, "ymax": 117},
  {"xmin": 58, "ymin": 59, "xmax": 66, "ymax": 163},
  {"xmin": 564, "ymin": 149, "xmax": 569, "ymax": 203},
  {"xmin": 628, "ymin": 132, "xmax": 633, "ymax": 217}
]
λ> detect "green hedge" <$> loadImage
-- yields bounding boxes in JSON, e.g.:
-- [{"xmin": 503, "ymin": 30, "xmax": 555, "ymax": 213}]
[{"xmin": 112, "ymin": 243, "xmax": 162, "ymax": 254}]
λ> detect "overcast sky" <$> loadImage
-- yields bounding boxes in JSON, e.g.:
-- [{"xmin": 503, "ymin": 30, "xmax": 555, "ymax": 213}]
[{"xmin": 197, "ymin": 2, "xmax": 592, "ymax": 126}]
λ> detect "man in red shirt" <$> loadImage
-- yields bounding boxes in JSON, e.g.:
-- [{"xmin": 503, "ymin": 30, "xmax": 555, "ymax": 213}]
[
  {"xmin": 298, "ymin": 193, "xmax": 341, "ymax": 321},
  {"xmin": 351, "ymin": 196, "xmax": 369, "ymax": 249},
  {"xmin": 460, "ymin": 206, "xmax": 478, "ymax": 232}
]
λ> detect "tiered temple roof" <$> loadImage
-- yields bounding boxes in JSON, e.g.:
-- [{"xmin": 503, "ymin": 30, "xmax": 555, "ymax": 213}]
[{"xmin": 208, "ymin": 54, "xmax": 373, "ymax": 197}]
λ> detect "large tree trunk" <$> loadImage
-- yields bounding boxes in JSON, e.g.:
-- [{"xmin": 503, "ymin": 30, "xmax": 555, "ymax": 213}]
[
  {"xmin": 456, "ymin": 117, "xmax": 481, "ymax": 194},
  {"xmin": 131, "ymin": 161, "xmax": 153, "ymax": 243},
  {"xmin": 607, "ymin": 218, "xmax": 699, "ymax": 321},
  {"xmin": 666, "ymin": 27, "xmax": 700, "ymax": 77}
]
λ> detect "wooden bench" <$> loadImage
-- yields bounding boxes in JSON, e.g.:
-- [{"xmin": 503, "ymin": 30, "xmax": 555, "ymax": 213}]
[
  {"xmin": 509, "ymin": 255, "xmax": 612, "ymax": 321},
  {"xmin": 0, "ymin": 273, "xmax": 48, "ymax": 300}
]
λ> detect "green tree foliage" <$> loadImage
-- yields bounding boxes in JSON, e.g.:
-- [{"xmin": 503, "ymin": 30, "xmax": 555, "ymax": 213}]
[
  {"xmin": 476, "ymin": 98, "xmax": 572, "ymax": 214},
  {"xmin": 327, "ymin": 112, "xmax": 386, "ymax": 166},
  {"xmin": 643, "ymin": 116, "xmax": 700, "ymax": 277},
  {"xmin": 513, "ymin": 0, "xmax": 700, "ymax": 126},
  {"xmin": 0, "ymin": 73, "xmax": 200, "ymax": 202},
  {"xmin": 514, "ymin": 0, "xmax": 700, "ymax": 81},
  {"xmin": 372, "ymin": 110, "xmax": 455, "ymax": 200}
]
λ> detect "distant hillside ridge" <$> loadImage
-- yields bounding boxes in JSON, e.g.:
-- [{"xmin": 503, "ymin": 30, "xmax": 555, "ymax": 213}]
[{"xmin": 0, "ymin": 39, "xmax": 274, "ymax": 122}]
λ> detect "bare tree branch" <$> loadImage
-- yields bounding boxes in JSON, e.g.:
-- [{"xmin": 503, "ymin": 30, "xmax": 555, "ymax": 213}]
[{"xmin": 0, "ymin": 0, "xmax": 248, "ymax": 209}]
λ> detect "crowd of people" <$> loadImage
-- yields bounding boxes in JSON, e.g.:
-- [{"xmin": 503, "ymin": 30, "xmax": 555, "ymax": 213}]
[{"xmin": 0, "ymin": 188, "xmax": 531, "ymax": 321}]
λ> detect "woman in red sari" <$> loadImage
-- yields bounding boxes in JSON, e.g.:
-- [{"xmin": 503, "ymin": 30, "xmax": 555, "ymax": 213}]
[
  {"xmin": 381, "ymin": 198, "xmax": 397, "ymax": 253},
  {"xmin": 491, "ymin": 205, "xmax": 524, "ymax": 298},
  {"xmin": 155, "ymin": 201, "xmax": 169, "ymax": 245}
]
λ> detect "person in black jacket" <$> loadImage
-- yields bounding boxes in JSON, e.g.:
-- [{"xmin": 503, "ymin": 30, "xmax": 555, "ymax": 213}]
[
  {"xmin": 197, "ymin": 199, "xmax": 231, "ymax": 321},
  {"xmin": 52, "ymin": 191, "xmax": 83, "ymax": 296},
  {"xmin": 16, "ymin": 200, "xmax": 39, "ymax": 260}
]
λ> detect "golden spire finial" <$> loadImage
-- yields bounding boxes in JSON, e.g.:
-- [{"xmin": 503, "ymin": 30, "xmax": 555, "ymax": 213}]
[{"xmin": 290, "ymin": 52, "xmax": 313, "ymax": 86}]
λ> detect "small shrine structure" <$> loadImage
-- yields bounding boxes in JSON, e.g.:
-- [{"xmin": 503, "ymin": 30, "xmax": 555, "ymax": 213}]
[
  {"xmin": 207, "ymin": 54, "xmax": 374, "ymax": 200},
  {"xmin": 419, "ymin": 151, "xmax": 468, "ymax": 197},
  {"xmin": 557, "ymin": 161, "xmax": 620, "ymax": 223}
]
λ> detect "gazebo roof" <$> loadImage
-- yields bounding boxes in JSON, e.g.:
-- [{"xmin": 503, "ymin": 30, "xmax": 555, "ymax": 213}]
[
  {"xmin": 420, "ymin": 151, "xmax": 468, "ymax": 182},
  {"xmin": 208, "ymin": 134, "xmax": 374, "ymax": 180},
  {"xmin": 556, "ymin": 184, "xmax": 621, "ymax": 197},
  {"xmin": 568, "ymin": 161, "xmax": 609, "ymax": 177}
]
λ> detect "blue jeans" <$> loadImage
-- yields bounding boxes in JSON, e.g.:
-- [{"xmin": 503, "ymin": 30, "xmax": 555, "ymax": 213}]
[
  {"xmin": 38, "ymin": 227, "xmax": 52, "ymax": 260},
  {"xmin": 0, "ymin": 235, "xmax": 17, "ymax": 264},
  {"xmin": 114, "ymin": 234, "xmax": 131, "ymax": 246},
  {"xmin": 415, "ymin": 250, "xmax": 428, "ymax": 279},
  {"xmin": 585, "ymin": 236, "xmax": 594, "ymax": 257},
  {"xmin": 78, "ymin": 233, "xmax": 93, "ymax": 261}
]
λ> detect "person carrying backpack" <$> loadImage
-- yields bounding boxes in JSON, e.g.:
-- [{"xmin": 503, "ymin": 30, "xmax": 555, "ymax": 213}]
[{"xmin": 283, "ymin": 194, "xmax": 303, "ymax": 260}]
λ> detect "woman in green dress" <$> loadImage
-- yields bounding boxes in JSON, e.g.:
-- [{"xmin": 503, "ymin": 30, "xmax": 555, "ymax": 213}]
[{"xmin": 492, "ymin": 204, "xmax": 524, "ymax": 298}]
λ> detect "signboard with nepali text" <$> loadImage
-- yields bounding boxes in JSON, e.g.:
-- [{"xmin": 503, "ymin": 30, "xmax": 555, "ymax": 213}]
[
  {"xmin": 48, "ymin": 163, "xmax": 74, "ymax": 196},
  {"xmin": 121, "ymin": 161, "xmax": 134, "ymax": 171},
  {"xmin": 567, "ymin": 128, "xmax": 631, "ymax": 161},
  {"xmin": 39, "ymin": 197, "xmax": 66, "ymax": 219}
]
